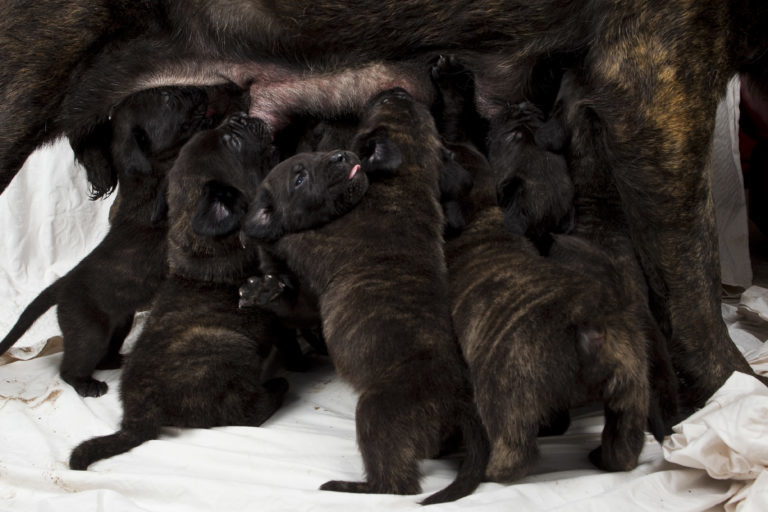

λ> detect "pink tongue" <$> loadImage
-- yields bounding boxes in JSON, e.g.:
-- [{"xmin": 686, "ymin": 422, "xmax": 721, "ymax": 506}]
[{"xmin": 349, "ymin": 164, "xmax": 361, "ymax": 179}]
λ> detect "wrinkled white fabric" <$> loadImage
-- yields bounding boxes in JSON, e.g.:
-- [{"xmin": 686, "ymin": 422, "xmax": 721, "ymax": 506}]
[
  {"xmin": 2, "ymin": 120, "xmax": 768, "ymax": 510},
  {"xmin": 663, "ymin": 372, "xmax": 768, "ymax": 481},
  {"xmin": 712, "ymin": 75, "xmax": 752, "ymax": 289},
  {"xmin": 0, "ymin": 138, "xmax": 113, "ymax": 360}
]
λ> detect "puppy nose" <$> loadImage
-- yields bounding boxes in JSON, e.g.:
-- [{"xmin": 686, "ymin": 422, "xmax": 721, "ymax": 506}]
[{"xmin": 330, "ymin": 152, "xmax": 347, "ymax": 163}]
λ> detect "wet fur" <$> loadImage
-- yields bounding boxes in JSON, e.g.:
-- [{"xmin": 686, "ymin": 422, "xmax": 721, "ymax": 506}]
[
  {"xmin": 0, "ymin": 86, "xmax": 212, "ymax": 397},
  {"xmin": 241, "ymin": 89, "xmax": 489, "ymax": 504},
  {"xmin": 69, "ymin": 114, "xmax": 288, "ymax": 470}
]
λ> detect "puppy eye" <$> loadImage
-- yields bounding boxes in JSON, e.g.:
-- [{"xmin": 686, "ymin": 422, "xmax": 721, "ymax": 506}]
[{"xmin": 294, "ymin": 172, "xmax": 306, "ymax": 188}]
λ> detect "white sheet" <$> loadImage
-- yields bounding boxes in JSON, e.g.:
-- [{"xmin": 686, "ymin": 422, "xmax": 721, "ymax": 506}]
[{"xmin": 1, "ymin": 137, "xmax": 767, "ymax": 511}]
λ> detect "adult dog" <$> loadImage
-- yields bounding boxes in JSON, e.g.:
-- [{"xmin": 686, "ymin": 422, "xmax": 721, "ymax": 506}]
[{"xmin": 1, "ymin": 1, "xmax": 766, "ymax": 407}]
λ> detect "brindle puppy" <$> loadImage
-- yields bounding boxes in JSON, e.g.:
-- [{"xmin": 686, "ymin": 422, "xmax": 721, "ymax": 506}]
[
  {"xmin": 241, "ymin": 88, "xmax": 489, "ymax": 504},
  {"xmin": 1, "ymin": 1, "xmax": 766, "ymax": 410},
  {"xmin": 237, "ymin": 148, "xmax": 367, "ymax": 354},
  {"xmin": 433, "ymin": 61, "xmax": 661, "ymax": 480},
  {"xmin": 0, "ymin": 86, "xmax": 212, "ymax": 397},
  {"xmin": 446, "ymin": 129, "xmax": 655, "ymax": 482},
  {"xmin": 540, "ymin": 70, "xmax": 681, "ymax": 420},
  {"xmin": 69, "ymin": 113, "xmax": 288, "ymax": 470}
]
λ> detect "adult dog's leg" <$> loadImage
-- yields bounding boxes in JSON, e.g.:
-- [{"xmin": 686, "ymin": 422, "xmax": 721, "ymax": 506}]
[{"xmin": 585, "ymin": 18, "xmax": 761, "ymax": 408}]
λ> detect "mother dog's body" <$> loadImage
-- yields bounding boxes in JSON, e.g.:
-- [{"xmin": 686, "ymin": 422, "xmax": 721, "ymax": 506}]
[{"xmin": 1, "ymin": 0, "xmax": 766, "ymax": 408}]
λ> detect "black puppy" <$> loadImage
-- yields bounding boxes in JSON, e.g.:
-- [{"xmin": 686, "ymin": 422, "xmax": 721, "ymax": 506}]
[
  {"xmin": 241, "ymin": 89, "xmax": 489, "ymax": 504},
  {"xmin": 69, "ymin": 114, "xmax": 289, "ymax": 470},
  {"xmin": 0, "ymin": 86, "xmax": 211, "ymax": 397},
  {"xmin": 487, "ymin": 100, "xmax": 574, "ymax": 253}
]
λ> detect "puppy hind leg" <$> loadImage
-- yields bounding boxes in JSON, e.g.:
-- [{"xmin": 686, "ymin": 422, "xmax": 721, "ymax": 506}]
[
  {"xmin": 96, "ymin": 314, "xmax": 134, "ymax": 370},
  {"xmin": 321, "ymin": 389, "xmax": 427, "ymax": 496},
  {"xmin": 588, "ymin": 335, "xmax": 649, "ymax": 472},
  {"xmin": 58, "ymin": 305, "xmax": 113, "ymax": 397},
  {"xmin": 483, "ymin": 415, "xmax": 540, "ymax": 483},
  {"xmin": 474, "ymin": 376, "xmax": 542, "ymax": 482}
]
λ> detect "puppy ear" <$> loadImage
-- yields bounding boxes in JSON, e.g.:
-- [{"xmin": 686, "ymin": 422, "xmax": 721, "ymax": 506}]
[
  {"xmin": 358, "ymin": 128, "xmax": 402, "ymax": 176},
  {"xmin": 192, "ymin": 180, "xmax": 247, "ymax": 237},
  {"xmin": 242, "ymin": 188, "xmax": 285, "ymax": 242},
  {"xmin": 70, "ymin": 121, "xmax": 117, "ymax": 199}
]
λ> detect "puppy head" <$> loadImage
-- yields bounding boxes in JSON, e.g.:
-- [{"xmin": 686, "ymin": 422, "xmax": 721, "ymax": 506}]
[
  {"xmin": 242, "ymin": 150, "xmax": 368, "ymax": 242},
  {"xmin": 353, "ymin": 87, "xmax": 442, "ymax": 177},
  {"xmin": 167, "ymin": 113, "xmax": 278, "ymax": 274},
  {"xmin": 110, "ymin": 87, "xmax": 212, "ymax": 178},
  {"xmin": 488, "ymin": 101, "xmax": 547, "ymax": 148}
]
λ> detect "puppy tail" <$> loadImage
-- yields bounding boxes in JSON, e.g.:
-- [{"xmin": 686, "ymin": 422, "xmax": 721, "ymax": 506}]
[
  {"xmin": 0, "ymin": 281, "xmax": 59, "ymax": 355},
  {"xmin": 421, "ymin": 405, "xmax": 490, "ymax": 505},
  {"xmin": 69, "ymin": 424, "xmax": 159, "ymax": 470}
]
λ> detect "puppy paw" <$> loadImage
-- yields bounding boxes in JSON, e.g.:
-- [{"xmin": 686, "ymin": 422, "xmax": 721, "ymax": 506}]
[
  {"xmin": 430, "ymin": 54, "xmax": 470, "ymax": 83},
  {"xmin": 588, "ymin": 444, "xmax": 639, "ymax": 472},
  {"xmin": 69, "ymin": 377, "xmax": 108, "ymax": 398},
  {"xmin": 238, "ymin": 274, "xmax": 287, "ymax": 308}
]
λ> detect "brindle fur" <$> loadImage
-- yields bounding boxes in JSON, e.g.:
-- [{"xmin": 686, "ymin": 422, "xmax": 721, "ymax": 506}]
[
  {"xmin": 241, "ymin": 89, "xmax": 489, "ymax": 504},
  {"xmin": 0, "ymin": 86, "xmax": 212, "ymax": 397},
  {"xmin": 541, "ymin": 70, "xmax": 682, "ymax": 420},
  {"xmin": 434, "ymin": 61, "xmax": 659, "ymax": 481},
  {"xmin": 0, "ymin": 0, "xmax": 765, "ymax": 409},
  {"xmin": 69, "ymin": 114, "xmax": 289, "ymax": 470}
]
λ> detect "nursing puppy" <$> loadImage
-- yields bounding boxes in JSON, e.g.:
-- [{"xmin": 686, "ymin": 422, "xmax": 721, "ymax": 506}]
[
  {"xmin": 241, "ymin": 88, "xmax": 489, "ymax": 504},
  {"xmin": 69, "ymin": 113, "xmax": 287, "ymax": 470},
  {"xmin": 447, "ymin": 140, "xmax": 654, "ymax": 481},
  {"xmin": 0, "ymin": 86, "xmax": 211, "ymax": 397},
  {"xmin": 487, "ymin": 100, "xmax": 574, "ymax": 253},
  {"xmin": 540, "ymin": 71, "xmax": 681, "ymax": 420},
  {"xmin": 433, "ymin": 62, "xmax": 657, "ymax": 480}
]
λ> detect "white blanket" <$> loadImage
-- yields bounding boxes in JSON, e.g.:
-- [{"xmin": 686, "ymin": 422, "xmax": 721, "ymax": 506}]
[{"xmin": 1, "ymin": 133, "xmax": 766, "ymax": 511}]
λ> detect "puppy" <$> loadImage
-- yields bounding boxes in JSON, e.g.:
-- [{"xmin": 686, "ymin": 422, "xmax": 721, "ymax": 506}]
[
  {"xmin": 433, "ymin": 59, "xmax": 660, "ymax": 480},
  {"xmin": 540, "ymin": 71, "xmax": 682, "ymax": 421},
  {"xmin": 69, "ymin": 113, "xmax": 288, "ymax": 470},
  {"xmin": 237, "ymin": 145, "xmax": 367, "ymax": 357},
  {"xmin": 241, "ymin": 88, "xmax": 489, "ymax": 504},
  {"xmin": 0, "ymin": 86, "xmax": 212, "ymax": 397},
  {"xmin": 487, "ymin": 100, "xmax": 575, "ymax": 253}
]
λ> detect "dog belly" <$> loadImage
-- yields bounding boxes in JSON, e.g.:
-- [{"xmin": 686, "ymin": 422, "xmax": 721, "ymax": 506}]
[{"xmin": 137, "ymin": 57, "xmax": 519, "ymax": 132}]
